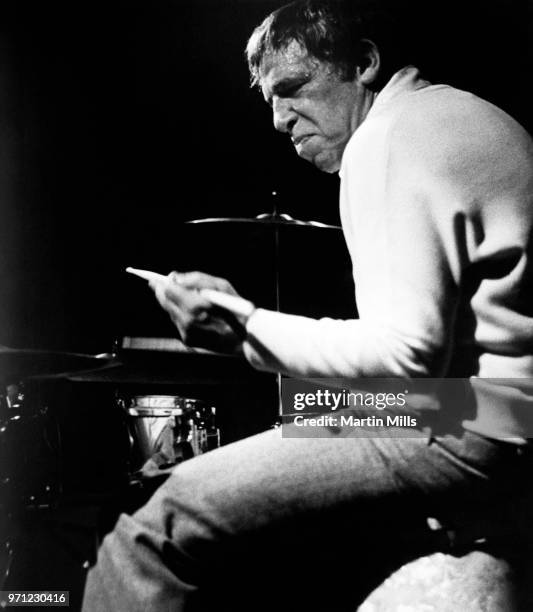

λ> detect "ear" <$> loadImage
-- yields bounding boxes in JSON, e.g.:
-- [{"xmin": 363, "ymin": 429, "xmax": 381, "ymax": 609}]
[{"xmin": 356, "ymin": 39, "xmax": 381, "ymax": 85}]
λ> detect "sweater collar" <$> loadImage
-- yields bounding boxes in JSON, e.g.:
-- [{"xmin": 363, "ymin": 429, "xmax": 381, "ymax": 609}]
[
  {"xmin": 339, "ymin": 66, "xmax": 430, "ymax": 177},
  {"xmin": 365, "ymin": 65, "xmax": 431, "ymax": 121}
]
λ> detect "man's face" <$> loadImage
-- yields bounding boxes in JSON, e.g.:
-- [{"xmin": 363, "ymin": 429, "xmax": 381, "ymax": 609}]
[{"xmin": 260, "ymin": 41, "xmax": 371, "ymax": 173}]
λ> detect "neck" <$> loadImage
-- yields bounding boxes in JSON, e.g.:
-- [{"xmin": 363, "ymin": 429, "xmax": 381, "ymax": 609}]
[
  {"xmin": 351, "ymin": 86, "xmax": 379, "ymax": 134},
  {"xmin": 362, "ymin": 85, "xmax": 380, "ymax": 118}
]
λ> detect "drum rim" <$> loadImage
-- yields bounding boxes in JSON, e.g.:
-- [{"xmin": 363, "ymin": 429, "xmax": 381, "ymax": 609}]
[
  {"xmin": 131, "ymin": 395, "xmax": 206, "ymax": 409},
  {"xmin": 128, "ymin": 406, "xmax": 185, "ymax": 417}
]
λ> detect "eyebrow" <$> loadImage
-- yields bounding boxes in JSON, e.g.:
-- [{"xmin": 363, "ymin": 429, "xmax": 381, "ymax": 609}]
[{"xmin": 264, "ymin": 74, "xmax": 310, "ymax": 106}]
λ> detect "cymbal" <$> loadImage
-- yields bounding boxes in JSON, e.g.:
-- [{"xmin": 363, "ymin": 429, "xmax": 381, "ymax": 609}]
[
  {"xmin": 186, "ymin": 213, "xmax": 341, "ymax": 230},
  {"xmin": 66, "ymin": 348, "xmax": 270, "ymax": 386},
  {"xmin": 0, "ymin": 347, "xmax": 117, "ymax": 383}
]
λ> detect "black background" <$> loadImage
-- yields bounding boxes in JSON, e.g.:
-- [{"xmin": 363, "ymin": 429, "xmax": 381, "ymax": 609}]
[{"xmin": 0, "ymin": 0, "xmax": 532, "ymax": 353}]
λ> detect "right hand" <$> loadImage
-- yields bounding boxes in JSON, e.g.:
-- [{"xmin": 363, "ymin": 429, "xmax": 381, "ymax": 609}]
[{"xmin": 151, "ymin": 271, "xmax": 251, "ymax": 354}]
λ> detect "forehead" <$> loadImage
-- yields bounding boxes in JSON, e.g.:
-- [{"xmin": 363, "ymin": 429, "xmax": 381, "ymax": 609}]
[{"xmin": 259, "ymin": 40, "xmax": 322, "ymax": 98}]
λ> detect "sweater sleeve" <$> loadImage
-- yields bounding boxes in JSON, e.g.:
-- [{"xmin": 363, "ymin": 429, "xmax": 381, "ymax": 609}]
[{"xmin": 242, "ymin": 90, "xmax": 503, "ymax": 379}]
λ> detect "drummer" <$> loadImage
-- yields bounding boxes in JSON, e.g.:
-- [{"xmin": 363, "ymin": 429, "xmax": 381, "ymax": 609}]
[{"xmin": 83, "ymin": 0, "xmax": 533, "ymax": 610}]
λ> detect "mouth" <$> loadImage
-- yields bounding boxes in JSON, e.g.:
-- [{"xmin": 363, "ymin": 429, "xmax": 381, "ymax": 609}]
[{"xmin": 292, "ymin": 134, "xmax": 313, "ymax": 147}]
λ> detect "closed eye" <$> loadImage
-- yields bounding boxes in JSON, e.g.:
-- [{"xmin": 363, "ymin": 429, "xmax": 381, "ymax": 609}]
[
  {"xmin": 281, "ymin": 83, "xmax": 302, "ymax": 97},
  {"xmin": 278, "ymin": 81, "xmax": 305, "ymax": 99},
  {"xmin": 266, "ymin": 78, "xmax": 308, "ymax": 106}
]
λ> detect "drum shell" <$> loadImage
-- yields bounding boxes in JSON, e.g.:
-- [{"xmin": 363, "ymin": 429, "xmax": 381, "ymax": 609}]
[{"xmin": 124, "ymin": 395, "xmax": 219, "ymax": 474}]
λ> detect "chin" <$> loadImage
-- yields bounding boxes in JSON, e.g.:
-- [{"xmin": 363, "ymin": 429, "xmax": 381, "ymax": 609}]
[{"xmin": 313, "ymin": 155, "xmax": 341, "ymax": 174}]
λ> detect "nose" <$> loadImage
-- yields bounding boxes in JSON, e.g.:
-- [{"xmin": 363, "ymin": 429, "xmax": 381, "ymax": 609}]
[{"xmin": 272, "ymin": 97, "xmax": 297, "ymax": 134}]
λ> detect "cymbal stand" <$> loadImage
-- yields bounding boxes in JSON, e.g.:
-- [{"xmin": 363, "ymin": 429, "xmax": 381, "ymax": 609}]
[{"xmin": 271, "ymin": 192, "xmax": 283, "ymax": 425}]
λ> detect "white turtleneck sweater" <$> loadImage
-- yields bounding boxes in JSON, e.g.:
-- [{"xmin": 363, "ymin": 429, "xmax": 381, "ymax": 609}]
[{"xmin": 243, "ymin": 67, "xmax": 533, "ymax": 440}]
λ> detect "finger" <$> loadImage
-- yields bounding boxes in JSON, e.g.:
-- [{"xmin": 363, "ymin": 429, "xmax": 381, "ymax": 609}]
[
  {"xmin": 151, "ymin": 282, "xmax": 199, "ymax": 339},
  {"xmin": 151, "ymin": 281, "xmax": 184, "ymax": 325},
  {"xmin": 151, "ymin": 280, "xmax": 203, "ymax": 311},
  {"xmin": 151, "ymin": 282, "xmax": 181, "ymax": 316},
  {"xmin": 169, "ymin": 271, "xmax": 237, "ymax": 295},
  {"xmin": 152, "ymin": 282, "xmax": 216, "ymax": 327}
]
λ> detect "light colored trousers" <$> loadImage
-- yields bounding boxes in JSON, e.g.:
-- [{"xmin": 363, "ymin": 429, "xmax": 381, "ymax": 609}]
[{"xmin": 82, "ymin": 419, "xmax": 532, "ymax": 611}]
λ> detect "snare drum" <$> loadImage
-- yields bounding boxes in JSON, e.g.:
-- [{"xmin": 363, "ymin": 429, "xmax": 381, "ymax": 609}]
[{"xmin": 123, "ymin": 395, "xmax": 220, "ymax": 475}]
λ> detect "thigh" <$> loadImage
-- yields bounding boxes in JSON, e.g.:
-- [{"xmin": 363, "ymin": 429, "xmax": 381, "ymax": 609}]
[
  {"xmin": 141, "ymin": 423, "xmax": 496, "ymax": 534},
  {"xmin": 139, "ymin": 425, "xmax": 424, "ymax": 537}
]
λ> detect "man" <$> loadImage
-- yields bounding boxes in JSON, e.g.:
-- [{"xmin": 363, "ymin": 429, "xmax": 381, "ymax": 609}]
[{"xmin": 83, "ymin": 1, "xmax": 533, "ymax": 610}]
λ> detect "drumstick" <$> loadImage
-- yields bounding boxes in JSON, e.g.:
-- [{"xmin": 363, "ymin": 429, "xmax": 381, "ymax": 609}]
[
  {"xmin": 126, "ymin": 267, "xmax": 255, "ymax": 320},
  {"xmin": 126, "ymin": 267, "xmax": 170, "ymax": 285}
]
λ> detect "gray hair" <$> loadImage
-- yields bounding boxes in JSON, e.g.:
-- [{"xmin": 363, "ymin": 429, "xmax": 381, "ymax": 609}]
[{"xmin": 246, "ymin": 0, "xmax": 406, "ymax": 89}]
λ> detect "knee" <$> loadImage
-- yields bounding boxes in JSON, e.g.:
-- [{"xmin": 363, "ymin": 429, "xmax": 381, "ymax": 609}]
[
  {"xmin": 83, "ymin": 511, "xmax": 198, "ymax": 611},
  {"xmin": 131, "ymin": 468, "xmax": 228, "ymax": 558}
]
